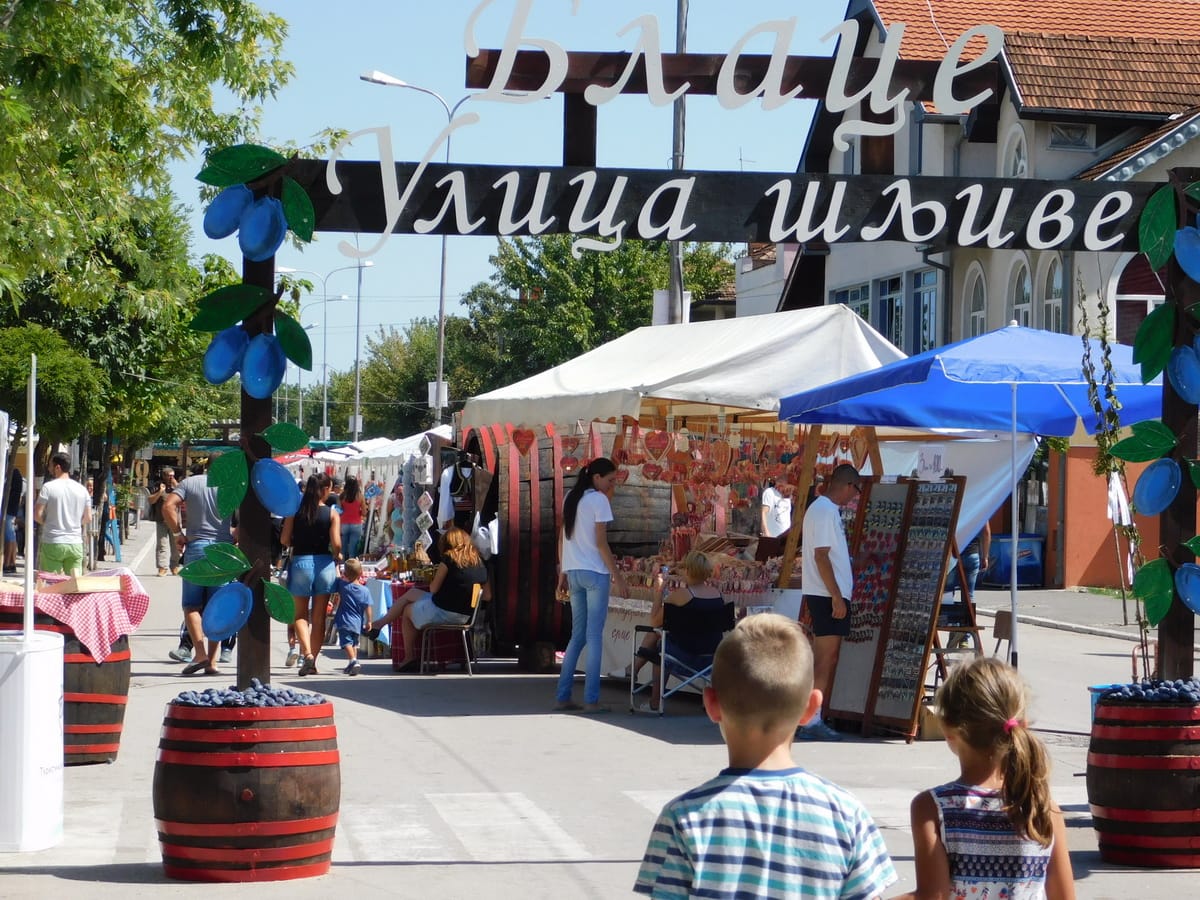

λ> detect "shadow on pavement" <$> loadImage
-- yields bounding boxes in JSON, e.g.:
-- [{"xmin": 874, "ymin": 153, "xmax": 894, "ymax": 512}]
[{"xmin": 0, "ymin": 863, "xmax": 163, "ymax": 885}]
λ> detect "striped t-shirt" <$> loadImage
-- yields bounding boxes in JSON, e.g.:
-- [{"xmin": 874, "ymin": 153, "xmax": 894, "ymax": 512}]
[
  {"xmin": 930, "ymin": 782, "xmax": 1053, "ymax": 899},
  {"xmin": 634, "ymin": 767, "xmax": 897, "ymax": 899}
]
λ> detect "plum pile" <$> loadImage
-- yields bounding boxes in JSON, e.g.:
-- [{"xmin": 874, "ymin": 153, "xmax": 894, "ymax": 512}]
[
  {"xmin": 1098, "ymin": 678, "xmax": 1200, "ymax": 704},
  {"xmin": 171, "ymin": 678, "xmax": 326, "ymax": 708}
]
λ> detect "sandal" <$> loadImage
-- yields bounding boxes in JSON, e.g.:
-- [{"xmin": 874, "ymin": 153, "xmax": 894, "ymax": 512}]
[
  {"xmin": 204, "ymin": 666, "xmax": 220, "ymax": 676},
  {"xmin": 181, "ymin": 660, "xmax": 208, "ymax": 676},
  {"xmin": 396, "ymin": 660, "xmax": 421, "ymax": 674}
]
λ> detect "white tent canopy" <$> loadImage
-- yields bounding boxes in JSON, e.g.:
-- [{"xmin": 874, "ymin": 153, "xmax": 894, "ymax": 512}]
[{"xmin": 460, "ymin": 306, "xmax": 907, "ymax": 429}]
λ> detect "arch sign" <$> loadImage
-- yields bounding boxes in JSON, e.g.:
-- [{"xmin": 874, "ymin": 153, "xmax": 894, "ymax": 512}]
[{"xmin": 285, "ymin": 3, "xmax": 1155, "ymax": 258}]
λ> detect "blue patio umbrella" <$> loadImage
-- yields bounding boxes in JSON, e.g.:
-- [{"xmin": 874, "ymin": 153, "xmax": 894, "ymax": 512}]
[{"xmin": 779, "ymin": 324, "xmax": 1163, "ymax": 668}]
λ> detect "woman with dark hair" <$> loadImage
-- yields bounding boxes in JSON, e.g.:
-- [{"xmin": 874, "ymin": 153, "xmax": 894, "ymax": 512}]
[
  {"xmin": 369, "ymin": 525, "xmax": 489, "ymax": 673},
  {"xmin": 281, "ymin": 473, "xmax": 342, "ymax": 675},
  {"xmin": 339, "ymin": 475, "xmax": 365, "ymax": 558},
  {"xmin": 553, "ymin": 457, "xmax": 628, "ymax": 713}
]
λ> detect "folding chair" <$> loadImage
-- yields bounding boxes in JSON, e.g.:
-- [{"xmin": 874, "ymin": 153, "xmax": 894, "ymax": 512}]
[
  {"xmin": 992, "ymin": 609, "xmax": 1013, "ymax": 662},
  {"xmin": 420, "ymin": 584, "xmax": 483, "ymax": 675},
  {"xmin": 630, "ymin": 600, "xmax": 736, "ymax": 715}
]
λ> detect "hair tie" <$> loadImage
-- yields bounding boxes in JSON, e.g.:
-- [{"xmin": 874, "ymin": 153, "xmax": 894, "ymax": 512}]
[{"xmin": 1003, "ymin": 717, "xmax": 1022, "ymax": 734}]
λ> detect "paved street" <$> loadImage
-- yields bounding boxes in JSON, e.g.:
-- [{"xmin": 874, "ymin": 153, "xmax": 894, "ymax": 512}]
[{"xmin": 0, "ymin": 521, "xmax": 1196, "ymax": 898}]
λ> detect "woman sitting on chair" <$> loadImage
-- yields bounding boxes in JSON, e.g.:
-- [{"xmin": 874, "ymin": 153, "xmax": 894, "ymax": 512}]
[
  {"xmin": 635, "ymin": 550, "xmax": 735, "ymax": 712},
  {"xmin": 370, "ymin": 525, "xmax": 489, "ymax": 673}
]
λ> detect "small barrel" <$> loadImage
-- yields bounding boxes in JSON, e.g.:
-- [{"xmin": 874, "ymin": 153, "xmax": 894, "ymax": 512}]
[
  {"xmin": 152, "ymin": 701, "xmax": 341, "ymax": 882},
  {"xmin": 0, "ymin": 610, "xmax": 130, "ymax": 765},
  {"xmin": 1087, "ymin": 698, "xmax": 1200, "ymax": 868}
]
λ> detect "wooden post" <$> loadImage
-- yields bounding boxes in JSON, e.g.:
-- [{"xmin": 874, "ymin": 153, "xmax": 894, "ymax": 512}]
[
  {"xmin": 237, "ymin": 257, "xmax": 275, "ymax": 689},
  {"xmin": 777, "ymin": 424, "xmax": 820, "ymax": 588}
]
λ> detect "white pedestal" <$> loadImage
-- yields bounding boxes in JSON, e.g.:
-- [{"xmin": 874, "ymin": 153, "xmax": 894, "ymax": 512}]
[{"xmin": 0, "ymin": 631, "xmax": 64, "ymax": 852}]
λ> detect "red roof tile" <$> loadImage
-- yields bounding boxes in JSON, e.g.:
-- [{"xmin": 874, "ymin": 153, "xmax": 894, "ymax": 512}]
[{"xmin": 872, "ymin": 0, "xmax": 1200, "ymax": 60}]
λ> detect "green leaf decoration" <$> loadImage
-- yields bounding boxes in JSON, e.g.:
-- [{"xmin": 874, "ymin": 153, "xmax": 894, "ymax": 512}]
[
  {"xmin": 261, "ymin": 422, "xmax": 310, "ymax": 453},
  {"xmin": 1133, "ymin": 558, "xmax": 1174, "ymax": 627},
  {"xmin": 1132, "ymin": 302, "xmax": 1174, "ymax": 383},
  {"xmin": 281, "ymin": 176, "xmax": 316, "ymax": 242},
  {"xmin": 274, "ymin": 311, "xmax": 313, "ymax": 370},
  {"xmin": 197, "ymin": 144, "xmax": 288, "ymax": 188},
  {"xmin": 179, "ymin": 559, "xmax": 237, "ymax": 588},
  {"xmin": 209, "ymin": 450, "xmax": 249, "ymax": 518},
  {"xmin": 1138, "ymin": 184, "xmax": 1177, "ymax": 272},
  {"xmin": 263, "ymin": 580, "xmax": 296, "ymax": 624},
  {"xmin": 1110, "ymin": 419, "xmax": 1178, "ymax": 462},
  {"xmin": 203, "ymin": 541, "xmax": 251, "ymax": 576},
  {"xmin": 1184, "ymin": 534, "xmax": 1200, "ymax": 557},
  {"xmin": 1186, "ymin": 181, "xmax": 1200, "ymax": 205},
  {"xmin": 190, "ymin": 284, "xmax": 273, "ymax": 332},
  {"xmin": 1187, "ymin": 459, "xmax": 1200, "ymax": 490}
]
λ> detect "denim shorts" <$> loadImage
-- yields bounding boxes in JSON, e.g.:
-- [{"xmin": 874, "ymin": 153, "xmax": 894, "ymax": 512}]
[
  {"xmin": 3, "ymin": 515, "xmax": 14, "ymax": 543},
  {"xmin": 409, "ymin": 593, "xmax": 470, "ymax": 630},
  {"xmin": 181, "ymin": 540, "xmax": 217, "ymax": 611},
  {"xmin": 287, "ymin": 553, "xmax": 336, "ymax": 596},
  {"xmin": 337, "ymin": 628, "xmax": 360, "ymax": 649}
]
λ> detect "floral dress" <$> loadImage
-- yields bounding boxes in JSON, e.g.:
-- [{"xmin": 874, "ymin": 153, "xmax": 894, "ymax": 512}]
[{"xmin": 930, "ymin": 781, "xmax": 1053, "ymax": 899}]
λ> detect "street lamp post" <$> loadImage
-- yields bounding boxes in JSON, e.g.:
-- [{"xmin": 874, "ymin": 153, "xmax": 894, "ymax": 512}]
[
  {"xmin": 278, "ymin": 263, "xmax": 369, "ymax": 439},
  {"xmin": 360, "ymin": 70, "xmax": 472, "ymax": 424}
]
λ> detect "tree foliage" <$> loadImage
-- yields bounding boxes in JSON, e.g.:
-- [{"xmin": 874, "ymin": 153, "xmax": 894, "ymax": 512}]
[
  {"xmin": 0, "ymin": 324, "xmax": 105, "ymax": 447},
  {"xmin": 0, "ymin": 0, "xmax": 292, "ymax": 306}
]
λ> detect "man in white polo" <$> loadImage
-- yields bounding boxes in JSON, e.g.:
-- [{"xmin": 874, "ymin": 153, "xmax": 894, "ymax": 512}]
[{"xmin": 35, "ymin": 452, "xmax": 92, "ymax": 576}]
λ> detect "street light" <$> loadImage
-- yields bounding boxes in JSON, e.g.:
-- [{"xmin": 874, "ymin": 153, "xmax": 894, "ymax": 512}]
[
  {"xmin": 291, "ymin": 319, "xmax": 319, "ymax": 430},
  {"xmin": 278, "ymin": 264, "xmax": 370, "ymax": 440},
  {"xmin": 360, "ymin": 70, "xmax": 473, "ymax": 424}
]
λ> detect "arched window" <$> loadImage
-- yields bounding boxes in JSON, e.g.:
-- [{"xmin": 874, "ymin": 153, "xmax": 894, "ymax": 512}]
[
  {"xmin": 1006, "ymin": 131, "xmax": 1028, "ymax": 178},
  {"xmin": 1043, "ymin": 258, "xmax": 1064, "ymax": 333},
  {"xmin": 1011, "ymin": 263, "xmax": 1032, "ymax": 326},
  {"xmin": 967, "ymin": 271, "xmax": 986, "ymax": 338}
]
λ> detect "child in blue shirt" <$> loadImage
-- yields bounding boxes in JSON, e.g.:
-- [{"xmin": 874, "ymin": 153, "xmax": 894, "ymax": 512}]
[{"xmin": 331, "ymin": 558, "xmax": 373, "ymax": 675}]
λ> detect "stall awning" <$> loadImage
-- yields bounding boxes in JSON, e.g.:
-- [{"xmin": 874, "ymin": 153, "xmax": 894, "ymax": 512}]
[{"xmin": 461, "ymin": 305, "xmax": 906, "ymax": 429}]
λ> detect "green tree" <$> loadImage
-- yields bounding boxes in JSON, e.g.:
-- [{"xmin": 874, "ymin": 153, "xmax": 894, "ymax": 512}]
[
  {"xmin": 463, "ymin": 236, "xmax": 734, "ymax": 388},
  {"xmin": 0, "ymin": 325, "xmax": 105, "ymax": 451}
]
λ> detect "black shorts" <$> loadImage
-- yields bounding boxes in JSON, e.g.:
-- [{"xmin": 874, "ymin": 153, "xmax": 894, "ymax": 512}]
[{"xmin": 803, "ymin": 594, "xmax": 850, "ymax": 638}]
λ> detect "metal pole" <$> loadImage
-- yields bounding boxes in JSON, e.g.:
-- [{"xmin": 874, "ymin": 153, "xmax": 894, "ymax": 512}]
[
  {"xmin": 353, "ymin": 258, "xmax": 363, "ymax": 442},
  {"xmin": 667, "ymin": 0, "xmax": 688, "ymax": 324},
  {"xmin": 322, "ymin": 283, "xmax": 330, "ymax": 441}
]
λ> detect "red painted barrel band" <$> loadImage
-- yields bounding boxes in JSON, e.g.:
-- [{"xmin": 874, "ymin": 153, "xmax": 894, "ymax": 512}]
[
  {"xmin": 66, "ymin": 742, "xmax": 121, "ymax": 754},
  {"xmin": 1099, "ymin": 832, "xmax": 1200, "ymax": 849},
  {"xmin": 156, "ymin": 812, "xmax": 339, "ymax": 838},
  {"xmin": 161, "ymin": 860, "xmax": 330, "ymax": 883},
  {"xmin": 64, "ymin": 692, "xmax": 128, "ymax": 705},
  {"xmin": 1091, "ymin": 723, "xmax": 1200, "ymax": 741},
  {"xmin": 1088, "ymin": 751, "xmax": 1200, "ymax": 770},
  {"xmin": 165, "ymin": 703, "xmax": 332, "ymax": 722},
  {"xmin": 1090, "ymin": 804, "xmax": 1200, "ymax": 823},
  {"xmin": 1099, "ymin": 847, "xmax": 1200, "ymax": 867},
  {"xmin": 160, "ymin": 724, "xmax": 338, "ymax": 744},
  {"xmin": 1096, "ymin": 703, "xmax": 1200, "ymax": 723},
  {"xmin": 65, "ymin": 723, "xmax": 123, "ymax": 735},
  {"xmin": 156, "ymin": 748, "xmax": 340, "ymax": 767},
  {"xmin": 161, "ymin": 836, "xmax": 334, "ymax": 864},
  {"xmin": 64, "ymin": 650, "xmax": 130, "ymax": 664}
]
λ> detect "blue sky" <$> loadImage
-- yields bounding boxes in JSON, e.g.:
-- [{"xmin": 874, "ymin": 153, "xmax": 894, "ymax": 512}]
[{"xmin": 170, "ymin": 1, "xmax": 850, "ymax": 394}]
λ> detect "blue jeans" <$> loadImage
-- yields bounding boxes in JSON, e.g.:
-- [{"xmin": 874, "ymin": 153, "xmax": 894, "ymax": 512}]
[
  {"xmin": 181, "ymin": 540, "xmax": 216, "ymax": 610},
  {"xmin": 340, "ymin": 523, "xmax": 363, "ymax": 558},
  {"xmin": 945, "ymin": 551, "xmax": 981, "ymax": 600},
  {"xmin": 555, "ymin": 569, "xmax": 612, "ymax": 705}
]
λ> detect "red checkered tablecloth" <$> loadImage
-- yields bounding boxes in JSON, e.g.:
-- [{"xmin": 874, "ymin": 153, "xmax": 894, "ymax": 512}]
[{"xmin": 0, "ymin": 568, "xmax": 150, "ymax": 662}]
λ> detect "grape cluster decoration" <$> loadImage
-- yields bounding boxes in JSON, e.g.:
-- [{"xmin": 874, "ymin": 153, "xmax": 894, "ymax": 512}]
[{"xmin": 172, "ymin": 679, "xmax": 326, "ymax": 708}]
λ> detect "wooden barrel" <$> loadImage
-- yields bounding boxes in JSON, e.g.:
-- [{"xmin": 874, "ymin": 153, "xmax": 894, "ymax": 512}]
[
  {"xmin": 0, "ymin": 611, "xmax": 130, "ymax": 765},
  {"xmin": 1087, "ymin": 699, "xmax": 1200, "ymax": 867},
  {"xmin": 152, "ymin": 701, "xmax": 341, "ymax": 882}
]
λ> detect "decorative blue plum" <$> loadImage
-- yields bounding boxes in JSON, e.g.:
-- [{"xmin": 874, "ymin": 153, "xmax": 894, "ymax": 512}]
[
  {"xmin": 252, "ymin": 458, "xmax": 302, "ymax": 517},
  {"xmin": 237, "ymin": 196, "xmax": 288, "ymax": 262},
  {"xmin": 202, "ymin": 184, "xmax": 254, "ymax": 239},
  {"xmin": 202, "ymin": 326, "xmax": 248, "ymax": 385},
  {"xmin": 1175, "ymin": 225, "xmax": 1200, "ymax": 283},
  {"xmin": 241, "ymin": 333, "xmax": 286, "ymax": 399}
]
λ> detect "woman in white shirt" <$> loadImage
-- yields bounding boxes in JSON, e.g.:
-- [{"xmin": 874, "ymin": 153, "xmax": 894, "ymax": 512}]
[{"xmin": 553, "ymin": 457, "xmax": 628, "ymax": 713}]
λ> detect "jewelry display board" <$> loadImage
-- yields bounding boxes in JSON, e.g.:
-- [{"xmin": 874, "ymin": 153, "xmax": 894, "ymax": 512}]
[
  {"xmin": 826, "ymin": 480, "xmax": 909, "ymax": 723},
  {"xmin": 866, "ymin": 477, "xmax": 964, "ymax": 738}
]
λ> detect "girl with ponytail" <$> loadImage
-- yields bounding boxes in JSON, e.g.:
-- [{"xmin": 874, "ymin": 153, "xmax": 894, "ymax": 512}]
[
  {"xmin": 899, "ymin": 657, "xmax": 1074, "ymax": 900},
  {"xmin": 553, "ymin": 457, "xmax": 628, "ymax": 713}
]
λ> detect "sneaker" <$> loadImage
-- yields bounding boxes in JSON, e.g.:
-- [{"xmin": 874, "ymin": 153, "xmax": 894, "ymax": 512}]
[
  {"xmin": 4, "ymin": 565, "xmax": 18, "ymax": 575},
  {"xmin": 168, "ymin": 646, "xmax": 192, "ymax": 663},
  {"xmin": 219, "ymin": 648, "xmax": 233, "ymax": 664},
  {"xmin": 344, "ymin": 661, "xmax": 361, "ymax": 676},
  {"xmin": 299, "ymin": 656, "xmax": 317, "ymax": 676},
  {"xmin": 796, "ymin": 721, "xmax": 842, "ymax": 742},
  {"xmin": 284, "ymin": 647, "xmax": 299, "ymax": 668}
]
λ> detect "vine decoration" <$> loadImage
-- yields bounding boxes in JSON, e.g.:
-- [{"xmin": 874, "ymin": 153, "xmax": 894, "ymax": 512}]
[
  {"xmin": 178, "ymin": 145, "xmax": 319, "ymax": 629},
  {"xmin": 1118, "ymin": 176, "xmax": 1200, "ymax": 634}
]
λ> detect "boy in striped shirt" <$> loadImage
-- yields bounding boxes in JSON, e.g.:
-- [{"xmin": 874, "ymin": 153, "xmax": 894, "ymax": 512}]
[{"xmin": 634, "ymin": 613, "xmax": 896, "ymax": 899}]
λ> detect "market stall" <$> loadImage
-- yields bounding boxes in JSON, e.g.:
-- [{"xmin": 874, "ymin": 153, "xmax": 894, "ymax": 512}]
[{"xmin": 458, "ymin": 305, "xmax": 911, "ymax": 664}]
